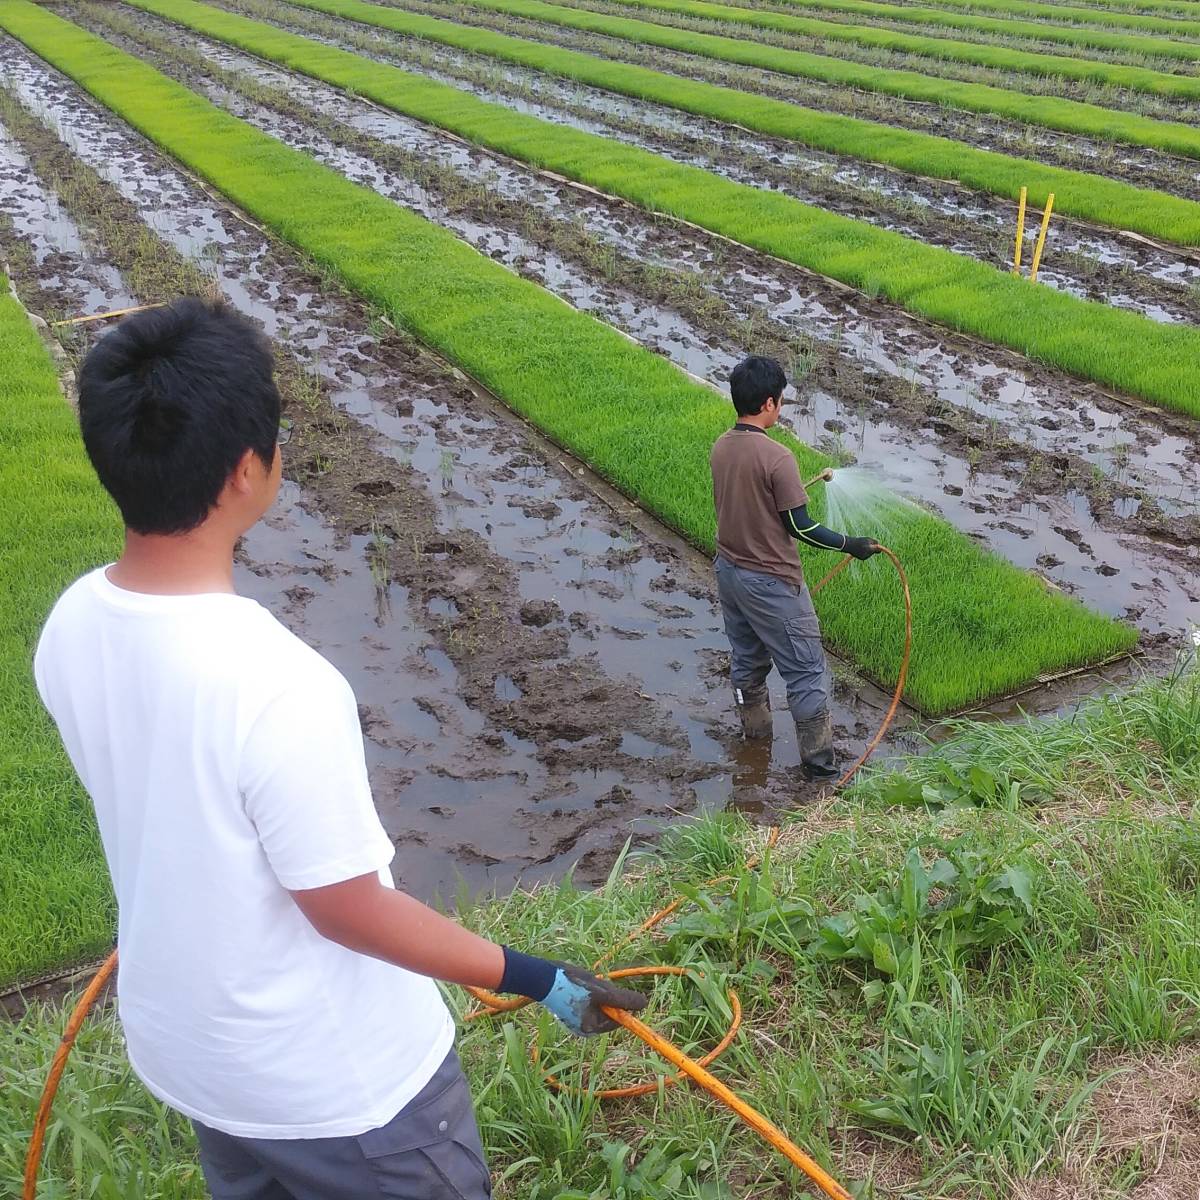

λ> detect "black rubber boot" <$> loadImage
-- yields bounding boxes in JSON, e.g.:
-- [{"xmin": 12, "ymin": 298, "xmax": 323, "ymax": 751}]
[
  {"xmin": 733, "ymin": 683, "xmax": 773, "ymax": 739},
  {"xmin": 794, "ymin": 712, "xmax": 838, "ymax": 782}
]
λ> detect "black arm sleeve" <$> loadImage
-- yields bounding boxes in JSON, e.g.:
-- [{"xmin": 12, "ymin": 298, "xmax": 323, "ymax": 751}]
[{"xmin": 780, "ymin": 504, "xmax": 848, "ymax": 551}]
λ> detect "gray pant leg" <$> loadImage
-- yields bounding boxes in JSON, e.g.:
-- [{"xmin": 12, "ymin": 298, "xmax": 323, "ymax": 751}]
[
  {"xmin": 193, "ymin": 1125, "xmax": 296, "ymax": 1200},
  {"xmin": 723, "ymin": 562, "xmax": 831, "ymax": 723},
  {"xmin": 715, "ymin": 556, "xmax": 772, "ymax": 689},
  {"xmin": 193, "ymin": 1050, "xmax": 490, "ymax": 1200}
]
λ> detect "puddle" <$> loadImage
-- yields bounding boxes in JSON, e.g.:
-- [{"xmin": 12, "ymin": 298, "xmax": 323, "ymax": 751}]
[{"xmin": 0, "ymin": 122, "xmax": 137, "ymax": 319}]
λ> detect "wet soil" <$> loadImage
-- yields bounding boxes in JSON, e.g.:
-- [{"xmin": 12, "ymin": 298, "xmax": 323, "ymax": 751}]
[
  {"xmin": 0, "ymin": 47, "xmax": 909, "ymax": 903},
  {"xmin": 350, "ymin": 0, "xmax": 1200, "ymax": 197},
  {"xmin": 35, "ymin": 17, "xmax": 1200, "ymax": 645},
  {"xmin": 190, "ymin": 0, "xmax": 1200, "ymax": 325}
]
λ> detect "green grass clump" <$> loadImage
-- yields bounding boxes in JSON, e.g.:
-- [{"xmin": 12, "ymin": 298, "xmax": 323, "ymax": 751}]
[
  {"xmin": 416, "ymin": 0, "xmax": 1200, "ymax": 159},
  {"xmin": 0, "ymin": 274, "xmax": 121, "ymax": 985},
  {"xmin": 743, "ymin": 0, "xmax": 1200, "ymax": 48},
  {"xmin": 4, "ymin": 671, "xmax": 1198, "ymax": 1196},
  {"xmin": 556, "ymin": 0, "xmax": 1200, "ymax": 83},
  {"xmin": 0, "ymin": 0, "xmax": 1137, "ymax": 719},
  {"xmin": 268, "ymin": 0, "xmax": 1200, "ymax": 247}
]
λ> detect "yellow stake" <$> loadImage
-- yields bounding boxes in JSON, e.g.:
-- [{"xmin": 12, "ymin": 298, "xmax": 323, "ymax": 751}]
[
  {"xmin": 1013, "ymin": 186, "xmax": 1027, "ymax": 276},
  {"xmin": 1030, "ymin": 193, "xmax": 1055, "ymax": 284}
]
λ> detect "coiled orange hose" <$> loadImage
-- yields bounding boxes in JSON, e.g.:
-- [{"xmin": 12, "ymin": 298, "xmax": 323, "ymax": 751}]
[{"xmin": 25, "ymin": 549, "xmax": 911, "ymax": 1200}]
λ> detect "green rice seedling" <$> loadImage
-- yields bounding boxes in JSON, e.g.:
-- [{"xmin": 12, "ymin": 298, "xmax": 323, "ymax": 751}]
[
  {"xmin": 258, "ymin": 0, "xmax": 1200, "ymax": 244},
  {"xmin": 553, "ymin": 0, "xmax": 1200, "ymax": 83},
  {"xmin": 730, "ymin": 0, "xmax": 1200, "ymax": 47},
  {"xmin": 0, "ymin": 271, "xmax": 121, "ymax": 986},
  {"xmin": 0, "ymin": 9, "xmax": 1138, "ymax": 705},
  {"xmin": 905, "ymin": 0, "xmax": 1200, "ymax": 26},
  {"xmin": 378, "ymin": 0, "xmax": 1200, "ymax": 159}
]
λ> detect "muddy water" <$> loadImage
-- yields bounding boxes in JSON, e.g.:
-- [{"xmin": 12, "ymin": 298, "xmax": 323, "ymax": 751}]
[
  {"xmin": 0, "ymin": 124, "xmax": 136, "ymax": 319},
  {"xmin": 0, "ymin": 52, "xmax": 920, "ymax": 901},
  {"xmin": 37, "ymin": 21, "xmax": 1200, "ymax": 640},
  {"xmin": 195, "ymin": 0, "xmax": 1200, "ymax": 323}
]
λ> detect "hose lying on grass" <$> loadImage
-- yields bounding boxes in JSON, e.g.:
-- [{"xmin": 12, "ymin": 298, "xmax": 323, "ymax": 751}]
[{"xmin": 23, "ymin": 542, "xmax": 912, "ymax": 1200}]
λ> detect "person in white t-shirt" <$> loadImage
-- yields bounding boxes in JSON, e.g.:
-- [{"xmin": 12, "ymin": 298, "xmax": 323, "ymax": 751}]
[{"xmin": 34, "ymin": 298, "xmax": 645, "ymax": 1200}]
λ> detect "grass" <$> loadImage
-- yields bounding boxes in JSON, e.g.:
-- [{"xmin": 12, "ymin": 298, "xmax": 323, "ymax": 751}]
[
  {"xmin": 734, "ymin": 0, "xmax": 1200, "ymax": 46},
  {"xmin": 0, "ymin": 14, "xmax": 1138, "ymax": 704},
  {"xmin": 400, "ymin": 0, "xmax": 1200, "ymax": 159},
  {"xmin": 110, "ymin": 0, "xmax": 1200, "ymax": 410},
  {"xmin": 4, "ymin": 666, "xmax": 1199, "ymax": 1197},
  {"xmin": 240, "ymin": 0, "xmax": 1200, "ymax": 248},
  {"xmin": 545, "ymin": 0, "xmax": 1200, "ymax": 82},
  {"xmin": 0, "ymin": 271, "xmax": 121, "ymax": 986}
]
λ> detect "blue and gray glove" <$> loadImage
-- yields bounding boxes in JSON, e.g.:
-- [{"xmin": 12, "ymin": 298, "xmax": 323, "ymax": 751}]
[{"xmin": 499, "ymin": 947, "xmax": 647, "ymax": 1036}]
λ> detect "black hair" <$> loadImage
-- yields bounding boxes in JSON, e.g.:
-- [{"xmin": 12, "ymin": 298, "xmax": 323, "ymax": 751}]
[
  {"xmin": 78, "ymin": 298, "xmax": 279, "ymax": 535},
  {"xmin": 729, "ymin": 355, "xmax": 787, "ymax": 418}
]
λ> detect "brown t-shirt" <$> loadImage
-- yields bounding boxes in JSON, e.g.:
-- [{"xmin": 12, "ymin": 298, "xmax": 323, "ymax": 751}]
[{"xmin": 711, "ymin": 425, "xmax": 809, "ymax": 588}]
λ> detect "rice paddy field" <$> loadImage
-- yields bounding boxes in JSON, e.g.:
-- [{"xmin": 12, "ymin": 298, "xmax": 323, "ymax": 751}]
[{"xmin": 0, "ymin": 0, "xmax": 1197, "ymax": 1194}]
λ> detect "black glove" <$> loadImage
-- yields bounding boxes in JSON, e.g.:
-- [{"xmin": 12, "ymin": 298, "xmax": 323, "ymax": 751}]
[
  {"xmin": 845, "ymin": 537, "xmax": 882, "ymax": 561},
  {"xmin": 500, "ymin": 947, "xmax": 648, "ymax": 1036}
]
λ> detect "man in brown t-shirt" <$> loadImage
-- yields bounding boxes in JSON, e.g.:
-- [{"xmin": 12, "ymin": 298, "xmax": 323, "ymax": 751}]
[{"xmin": 711, "ymin": 356, "xmax": 880, "ymax": 782}]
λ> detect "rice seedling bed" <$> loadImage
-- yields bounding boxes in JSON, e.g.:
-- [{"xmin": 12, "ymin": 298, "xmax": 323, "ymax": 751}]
[
  {"xmin": 357, "ymin": 0, "xmax": 1200, "ymax": 154},
  {"xmin": 918, "ymin": 0, "xmax": 1200, "ymax": 23},
  {"xmin": 99, "ymin": 0, "xmax": 1200, "ymax": 422},
  {"xmin": 532, "ymin": 0, "xmax": 1200, "ymax": 84},
  {"xmin": 733, "ymin": 0, "xmax": 1200, "ymax": 47},
  {"xmin": 356, "ymin": 0, "xmax": 1200, "ymax": 194},
  {"xmin": 0, "ymin": 269, "xmax": 120, "ymax": 985},
  {"xmin": 214, "ymin": 0, "xmax": 1200, "ymax": 227},
  {"xmin": 104, "ymin": 0, "xmax": 1200, "ymax": 331},
  {"xmin": 447, "ymin": 0, "xmax": 1200, "ymax": 122},
  {"xmin": 0, "ymin": 0, "xmax": 1141, "ymax": 716}
]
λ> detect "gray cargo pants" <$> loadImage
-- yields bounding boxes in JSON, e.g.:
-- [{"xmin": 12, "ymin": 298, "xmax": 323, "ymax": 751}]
[
  {"xmin": 192, "ymin": 1049, "xmax": 490, "ymax": 1200},
  {"xmin": 715, "ymin": 555, "xmax": 831, "ymax": 725}
]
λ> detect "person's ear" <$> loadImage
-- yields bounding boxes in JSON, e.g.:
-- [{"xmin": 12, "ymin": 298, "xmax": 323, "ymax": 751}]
[{"xmin": 230, "ymin": 446, "xmax": 262, "ymax": 496}]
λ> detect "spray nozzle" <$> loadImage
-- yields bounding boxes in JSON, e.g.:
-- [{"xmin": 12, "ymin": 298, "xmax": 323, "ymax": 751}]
[{"xmin": 806, "ymin": 468, "xmax": 835, "ymax": 487}]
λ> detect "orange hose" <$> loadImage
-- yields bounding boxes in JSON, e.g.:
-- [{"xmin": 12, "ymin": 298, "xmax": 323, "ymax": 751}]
[
  {"xmin": 529, "ymin": 967, "xmax": 742, "ymax": 1100},
  {"xmin": 604, "ymin": 1004, "xmax": 854, "ymax": 1200},
  {"xmin": 27, "ymin": 551, "xmax": 910, "ymax": 1200},
  {"xmin": 22, "ymin": 949, "xmax": 117, "ymax": 1200}
]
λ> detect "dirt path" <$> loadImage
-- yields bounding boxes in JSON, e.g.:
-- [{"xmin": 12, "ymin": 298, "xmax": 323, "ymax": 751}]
[
  {"xmin": 0, "ymin": 46, "xmax": 916, "ymax": 901},
  {"xmin": 27, "ymin": 17, "xmax": 1200, "ymax": 650}
]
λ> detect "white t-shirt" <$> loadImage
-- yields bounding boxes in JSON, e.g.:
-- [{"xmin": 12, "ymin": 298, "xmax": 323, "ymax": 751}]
[{"xmin": 34, "ymin": 567, "xmax": 453, "ymax": 1138}]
